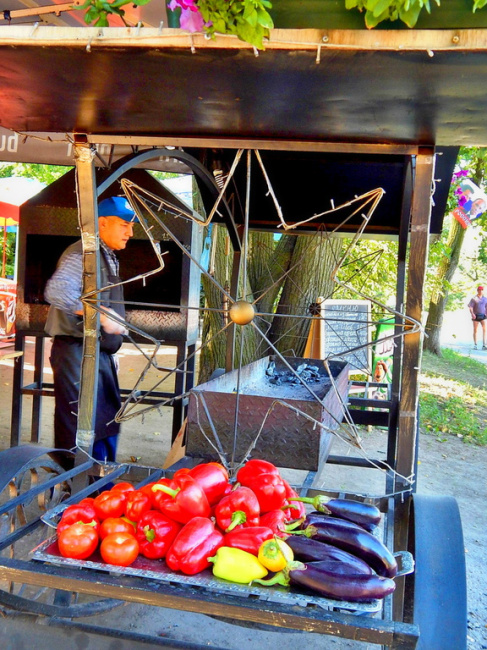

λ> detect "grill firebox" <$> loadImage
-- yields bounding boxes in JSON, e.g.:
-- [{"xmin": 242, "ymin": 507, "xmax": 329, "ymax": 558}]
[{"xmin": 187, "ymin": 356, "xmax": 349, "ymax": 470}]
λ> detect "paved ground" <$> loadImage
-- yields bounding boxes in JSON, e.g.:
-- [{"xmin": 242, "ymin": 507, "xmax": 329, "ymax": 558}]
[
  {"xmin": 439, "ymin": 308, "xmax": 487, "ymax": 362},
  {"xmin": 0, "ymin": 311, "xmax": 486, "ymax": 649}
]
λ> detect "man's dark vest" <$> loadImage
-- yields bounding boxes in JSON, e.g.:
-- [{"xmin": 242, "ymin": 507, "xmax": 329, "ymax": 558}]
[{"xmin": 45, "ymin": 240, "xmax": 125, "ymax": 354}]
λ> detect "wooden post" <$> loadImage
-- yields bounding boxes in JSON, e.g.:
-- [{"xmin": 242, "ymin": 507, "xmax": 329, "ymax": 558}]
[
  {"xmin": 396, "ymin": 149, "xmax": 435, "ymax": 487},
  {"xmin": 303, "ymin": 296, "xmax": 325, "ymax": 359},
  {"xmin": 393, "ymin": 148, "xmax": 435, "ymax": 621},
  {"xmin": 74, "ymin": 139, "xmax": 100, "ymax": 460}
]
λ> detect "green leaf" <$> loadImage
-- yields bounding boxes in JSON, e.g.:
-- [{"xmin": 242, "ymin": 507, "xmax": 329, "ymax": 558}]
[
  {"xmin": 243, "ymin": 3, "xmax": 255, "ymax": 18},
  {"xmin": 109, "ymin": 0, "xmax": 131, "ymax": 8},
  {"xmin": 364, "ymin": 0, "xmax": 381, "ymax": 12},
  {"xmin": 236, "ymin": 21, "xmax": 265, "ymax": 49},
  {"xmin": 77, "ymin": 0, "xmax": 93, "ymax": 10},
  {"xmin": 256, "ymin": 7, "xmax": 274, "ymax": 28},
  {"xmin": 243, "ymin": 7, "xmax": 258, "ymax": 26},
  {"xmin": 473, "ymin": 0, "xmax": 487, "ymax": 11},
  {"xmin": 398, "ymin": 1, "xmax": 423, "ymax": 26},
  {"xmin": 345, "ymin": 0, "xmax": 359, "ymax": 8},
  {"xmin": 84, "ymin": 5, "xmax": 100, "ymax": 23},
  {"xmin": 371, "ymin": 0, "xmax": 392, "ymax": 17},
  {"xmin": 94, "ymin": 13, "xmax": 109, "ymax": 26},
  {"xmin": 364, "ymin": 7, "xmax": 389, "ymax": 26},
  {"xmin": 212, "ymin": 17, "xmax": 228, "ymax": 32}
]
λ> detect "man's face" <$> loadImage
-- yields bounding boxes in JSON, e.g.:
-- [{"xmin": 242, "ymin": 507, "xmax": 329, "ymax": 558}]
[
  {"xmin": 471, "ymin": 199, "xmax": 486, "ymax": 218},
  {"xmin": 98, "ymin": 216, "xmax": 134, "ymax": 250}
]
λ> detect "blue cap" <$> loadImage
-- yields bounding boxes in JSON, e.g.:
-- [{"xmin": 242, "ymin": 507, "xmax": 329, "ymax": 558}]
[{"xmin": 98, "ymin": 196, "xmax": 138, "ymax": 223}]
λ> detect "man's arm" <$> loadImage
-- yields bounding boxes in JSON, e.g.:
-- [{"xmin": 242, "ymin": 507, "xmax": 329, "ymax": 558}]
[
  {"xmin": 45, "ymin": 248, "xmax": 127, "ymax": 336},
  {"xmin": 45, "ymin": 251, "xmax": 84, "ymax": 314}
]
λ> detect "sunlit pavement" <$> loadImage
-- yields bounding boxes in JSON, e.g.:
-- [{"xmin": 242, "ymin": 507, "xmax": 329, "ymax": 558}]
[{"xmin": 439, "ymin": 309, "xmax": 487, "ymax": 364}]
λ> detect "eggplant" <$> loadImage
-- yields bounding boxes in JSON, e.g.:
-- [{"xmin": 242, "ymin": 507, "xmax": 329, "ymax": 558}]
[
  {"xmin": 319, "ymin": 498, "xmax": 381, "ymax": 531},
  {"xmin": 285, "ymin": 535, "xmax": 373, "ymax": 574},
  {"xmin": 287, "ymin": 561, "xmax": 396, "ymax": 602},
  {"xmin": 254, "ymin": 560, "xmax": 395, "ymax": 602},
  {"xmin": 289, "ymin": 495, "xmax": 381, "ymax": 531},
  {"xmin": 298, "ymin": 515, "xmax": 398, "ymax": 578}
]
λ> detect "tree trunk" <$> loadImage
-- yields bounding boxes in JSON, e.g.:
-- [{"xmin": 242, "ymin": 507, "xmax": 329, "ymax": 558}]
[
  {"xmin": 198, "ymin": 225, "xmax": 260, "ymax": 384},
  {"xmin": 424, "ymin": 218, "xmax": 466, "ymax": 355},
  {"xmin": 267, "ymin": 234, "xmax": 342, "ymax": 357},
  {"xmin": 250, "ymin": 233, "xmax": 295, "ymax": 317}
]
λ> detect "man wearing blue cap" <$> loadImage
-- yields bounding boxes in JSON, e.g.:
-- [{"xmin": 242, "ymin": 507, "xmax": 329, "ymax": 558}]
[{"xmin": 44, "ymin": 196, "xmax": 137, "ymax": 468}]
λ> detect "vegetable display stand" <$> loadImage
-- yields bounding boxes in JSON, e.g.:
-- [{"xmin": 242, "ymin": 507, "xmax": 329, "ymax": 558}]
[
  {"xmin": 0, "ymin": 448, "xmax": 417, "ymax": 648},
  {"xmin": 0, "ymin": 444, "xmax": 465, "ymax": 649}
]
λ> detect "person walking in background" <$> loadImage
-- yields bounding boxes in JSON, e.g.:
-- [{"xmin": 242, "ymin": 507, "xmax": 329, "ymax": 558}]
[
  {"xmin": 468, "ymin": 285, "xmax": 487, "ymax": 350},
  {"xmin": 44, "ymin": 196, "xmax": 137, "ymax": 468}
]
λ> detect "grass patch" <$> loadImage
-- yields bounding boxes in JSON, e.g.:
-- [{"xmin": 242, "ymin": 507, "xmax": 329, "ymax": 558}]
[{"xmin": 419, "ymin": 349, "xmax": 487, "ymax": 445}]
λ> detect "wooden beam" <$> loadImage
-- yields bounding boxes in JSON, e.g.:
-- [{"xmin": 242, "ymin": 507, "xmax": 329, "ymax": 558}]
[
  {"xmin": 74, "ymin": 140, "xmax": 100, "ymax": 458},
  {"xmin": 2, "ymin": 25, "xmax": 487, "ymax": 53},
  {"xmin": 84, "ymin": 135, "xmax": 421, "ymax": 156},
  {"xmin": 3, "ymin": 2, "xmax": 81, "ymax": 19},
  {"xmin": 396, "ymin": 149, "xmax": 435, "ymax": 489}
]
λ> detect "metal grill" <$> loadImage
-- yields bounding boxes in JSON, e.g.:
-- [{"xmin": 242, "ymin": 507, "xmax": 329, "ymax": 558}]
[{"xmin": 186, "ymin": 356, "xmax": 349, "ymax": 470}]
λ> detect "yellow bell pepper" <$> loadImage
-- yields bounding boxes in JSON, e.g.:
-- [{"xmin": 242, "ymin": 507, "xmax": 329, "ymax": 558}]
[
  {"xmin": 257, "ymin": 537, "xmax": 294, "ymax": 572},
  {"xmin": 208, "ymin": 546, "xmax": 268, "ymax": 583}
]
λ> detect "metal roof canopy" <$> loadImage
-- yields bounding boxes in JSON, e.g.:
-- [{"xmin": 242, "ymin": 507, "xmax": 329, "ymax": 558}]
[
  {"xmin": 1, "ymin": 27, "xmax": 487, "ymax": 145},
  {"xmin": 0, "ymin": 26, "xmax": 470, "ymax": 234}
]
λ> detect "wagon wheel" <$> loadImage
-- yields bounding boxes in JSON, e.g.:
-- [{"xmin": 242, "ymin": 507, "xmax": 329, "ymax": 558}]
[
  {"xmin": 404, "ymin": 494, "xmax": 467, "ymax": 650},
  {"xmin": 0, "ymin": 448, "xmax": 122, "ymax": 618}
]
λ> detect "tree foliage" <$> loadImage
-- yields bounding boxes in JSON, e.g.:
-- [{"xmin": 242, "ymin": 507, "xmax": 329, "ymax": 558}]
[
  {"xmin": 0, "ymin": 163, "xmax": 69, "ymax": 275},
  {"xmin": 0, "ymin": 162, "xmax": 69, "ymax": 186},
  {"xmin": 424, "ymin": 147, "xmax": 487, "ymax": 355}
]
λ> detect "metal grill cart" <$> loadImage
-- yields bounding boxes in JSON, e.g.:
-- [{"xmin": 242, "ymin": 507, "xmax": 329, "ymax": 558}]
[{"xmin": 0, "ymin": 23, "xmax": 477, "ymax": 649}]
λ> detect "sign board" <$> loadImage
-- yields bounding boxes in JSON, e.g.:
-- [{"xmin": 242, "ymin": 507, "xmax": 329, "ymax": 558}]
[
  {"xmin": 0, "ymin": 278, "xmax": 16, "ymax": 339},
  {"xmin": 452, "ymin": 177, "xmax": 487, "ymax": 229},
  {"xmin": 323, "ymin": 299, "xmax": 371, "ymax": 371}
]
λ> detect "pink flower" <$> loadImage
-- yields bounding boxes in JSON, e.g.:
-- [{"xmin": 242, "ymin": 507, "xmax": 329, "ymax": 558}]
[
  {"xmin": 179, "ymin": 7, "xmax": 206, "ymax": 31},
  {"xmin": 168, "ymin": 0, "xmax": 208, "ymax": 32},
  {"xmin": 168, "ymin": 0, "xmax": 198, "ymax": 11}
]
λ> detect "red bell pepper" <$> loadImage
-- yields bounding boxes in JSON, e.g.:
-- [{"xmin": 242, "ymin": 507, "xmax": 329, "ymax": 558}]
[
  {"xmin": 237, "ymin": 459, "xmax": 281, "ymax": 482},
  {"xmin": 125, "ymin": 490, "xmax": 153, "ymax": 522},
  {"xmin": 259, "ymin": 509, "xmax": 288, "ymax": 537},
  {"xmin": 236, "ymin": 459, "xmax": 287, "ymax": 514},
  {"xmin": 281, "ymin": 480, "xmax": 307, "ymax": 521},
  {"xmin": 223, "ymin": 526, "xmax": 274, "ymax": 556},
  {"xmin": 93, "ymin": 490, "xmax": 128, "ymax": 520},
  {"xmin": 175, "ymin": 462, "xmax": 231, "ymax": 506},
  {"xmin": 151, "ymin": 475, "xmax": 211, "ymax": 524},
  {"xmin": 57, "ymin": 501, "xmax": 99, "ymax": 535},
  {"xmin": 259, "ymin": 509, "xmax": 302, "ymax": 538},
  {"xmin": 165, "ymin": 516, "xmax": 224, "ymax": 575},
  {"xmin": 214, "ymin": 486, "xmax": 260, "ymax": 532},
  {"xmin": 136, "ymin": 510, "xmax": 182, "ymax": 560},
  {"xmin": 138, "ymin": 482, "xmax": 158, "ymax": 506},
  {"xmin": 110, "ymin": 481, "xmax": 135, "ymax": 496}
]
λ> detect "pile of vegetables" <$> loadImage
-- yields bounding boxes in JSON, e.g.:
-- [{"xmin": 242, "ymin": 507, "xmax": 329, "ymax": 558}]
[{"xmin": 55, "ymin": 459, "xmax": 399, "ymax": 602}]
